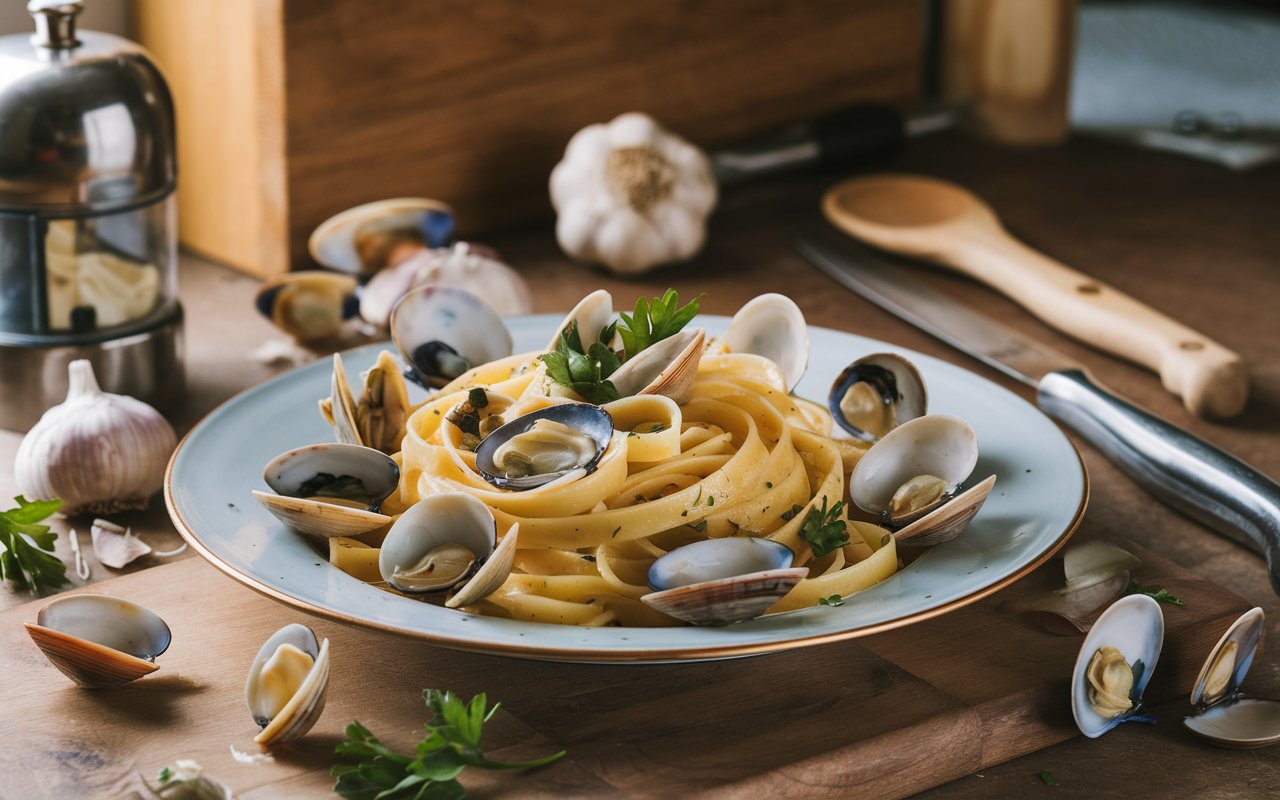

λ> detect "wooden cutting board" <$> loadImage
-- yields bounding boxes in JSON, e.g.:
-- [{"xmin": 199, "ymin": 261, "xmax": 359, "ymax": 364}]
[{"xmin": 0, "ymin": 537, "xmax": 1250, "ymax": 799}]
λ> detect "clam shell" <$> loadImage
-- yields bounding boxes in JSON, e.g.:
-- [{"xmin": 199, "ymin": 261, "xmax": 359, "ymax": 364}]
[
  {"xmin": 609, "ymin": 328, "xmax": 706, "ymax": 404},
  {"xmin": 25, "ymin": 594, "xmax": 171, "ymax": 688},
  {"xmin": 474, "ymin": 404, "xmax": 614, "ymax": 491},
  {"xmin": 361, "ymin": 243, "xmax": 531, "ymax": 327},
  {"xmin": 893, "ymin": 474, "xmax": 996, "ymax": 547},
  {"xmin": 643, "ymin": 568, "xmax": 809, "ymax": 626},
  {"xmin": 255, "ymin": 271, "xmax": 359, "ymax": 343},
  {"xmin": 828, "ymin": 353, "xmax": 927, "ymax": 441},
  {"xmin": 721, "ymin": 293, "xmax": 809, "ymax": 392},
  {"xmin": 254, "ymin": 443, "xmax": 400, "ymax": 539},
  {"xmin": 246, "ymin": 623, "xmax": 330, "ymax": 747},
  {"xmin": 1071, "ymin": 594, "xmax": 1164, "ymax": 738},
  {"xmin": 1182, "ymin": 607, "xmax": 1280, "ymax": 749},
  {"xmin": 379, "ymin": 492, "xmax": 497, "ymax": 594},
  {"xmin": 547, "ymin": 289, "xmax": 614, "ymax": 351},
  {"xmin": 642, "ymin": 538, "xmax": 806, "ymax": 626},
  {"xmin": 330, "ymin": 353, "xmax": 362, "ymax": 446},
  {"xmin": 848, "ymin": 414, "xmax": 979, "ymax": 524},
  {"xmin": 390, "ymin": 286, "xmax": 513, "ymax": 388},
  {"xmin": 447, "ymin": 522, "xmax": 520, "ymax": 608},
  {"xmin": 309, "ymin": 197, "xmax": 455, "ymax": 274}
]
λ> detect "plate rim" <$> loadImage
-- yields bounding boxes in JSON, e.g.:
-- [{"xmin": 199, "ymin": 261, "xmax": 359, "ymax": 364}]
[{"xmin": 164, "ymin": 321, "xmax": 1089, "ymax": 663}]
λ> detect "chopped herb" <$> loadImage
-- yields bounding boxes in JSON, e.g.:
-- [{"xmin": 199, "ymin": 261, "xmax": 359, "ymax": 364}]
[
  {"xmin": 681, "ymin": 510, "xmax": 689, "ymax": 517},
  {"xmin": 1038, "ymin": 770, "xmax": 1059, "ymax": 787},
  {"xmin": 799, "ymin": 497, "xmax": 850, "ymax": 558},
  {"xmin": 688, "ymin": 520, "xmax": 708, "ymax": 533},
  {"xmin": 707, "ymin": 496, "xmax": 714, "ymax": 507},
  {"xmin": 881, "ymin": 533, "xmax": 891, "ymax": 546},
  {"xmin": 432, "ymin": 409, "xmax": 441, "ymax": 415},
  {"xmin": 468, "ymin": 387, "xmax": 489, "ymax": 409},
  {"xmin": 611, "ymin": 526, "xmax": 622, "ymax": 538},
  {"xmin": 635, "ymin": 495, "xmax": 647, "ymax": 503},
  {"xmin": 765, "ymin": 482, "xmax": 773, "ymax": 489},
  {"xmin": 158, "ymin": 767, "xmax": 172, "ymax": 783},
  {"xmin": 780, "ymin": 504, "xmax": 804, "ymax": 522},
  {"xmin": 445, "ymin": 401, "xmax": 482, "ymax": 438},
  {"xmin": 632, "ymin": 422, "xmax": 670, "ymax": 434},
  {"xmin": 581, "ymin": 555, "xmax": 597, "ymax": 563},
  {"xmin": 0, "ymin": 496, "xmax": 66, "ymax": 593},
  {"xmin": 332, "ymin": 689, "xmax": 565, "ymax": 799},
  {"xmin": 617, "ymin": 289, "xmax": 702, "ymax": 360},
  {"xmin": 1126, "ymin": 580, "xmax": 1184, "ymax": 606},
  {"xmin": 538, "ymin": 321, "xmax": 620, "ymax": 404},
  {"xmin": 817, "ymin": 594, "xmax": 845, "ymax": 607},
  {"xmin": 627, "ymin": 431, "xmax": 638, "ymax": 438}
]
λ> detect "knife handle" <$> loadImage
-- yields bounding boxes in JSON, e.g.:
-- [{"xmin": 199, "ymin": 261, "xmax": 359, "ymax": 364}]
[
  {"xmin": 1038, "ymin": 368, "xmax": 1280, "ymax": 595},
  {"xmin": 954, "ymin": 231, "xmax": 1248, "ymax": 420}
]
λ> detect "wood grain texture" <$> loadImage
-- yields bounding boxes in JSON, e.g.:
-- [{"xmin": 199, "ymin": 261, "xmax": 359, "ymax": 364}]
[
  {"xmin": 137, "ymin": 0, "xmax": 922, "ymax": 275},
  {"xmin": 942, "ymin": 0, "xmax": 1077, "ymax": 145},
  {"xmin": 0, "ymin": 536, "xmax": 1248, "ymax": 799},
  {"xmin": 132, "ymin": 0, "xmax": 289, "ymax": 277}
]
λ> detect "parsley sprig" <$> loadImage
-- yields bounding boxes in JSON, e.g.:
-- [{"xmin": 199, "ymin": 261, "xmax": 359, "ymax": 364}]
[
  {"xmin": 617, "ymin": 290, "xmax": 701, "ymax": 360},
  {"xmin": 332, "ymin": 689, "xmax": 565, "ymax": 799},
  {"xmin": 0, "ymin": 496, "xmax": 66, "ymax": 593},
  {"xmin": 798, "ymin": 496, "xmax": 850, "ymax": 558},
  {"xmin": 1126, "ymin": 580, "xmax": 1184, "ymax": 606},
  {"xmin": 538, "ymin": 321, "xmax": 621, "ymax": 405}
]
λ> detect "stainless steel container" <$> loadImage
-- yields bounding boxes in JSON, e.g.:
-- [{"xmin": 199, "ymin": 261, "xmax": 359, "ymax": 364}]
[{"xmin": 0, "ymin": 0, "xmax": 182, "ymax": 431}]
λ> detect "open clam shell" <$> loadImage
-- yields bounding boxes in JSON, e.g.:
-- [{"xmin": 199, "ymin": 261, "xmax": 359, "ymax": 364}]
[
  {"xmin": 25, "ymin": 594, "xmax": 172, "ymax": 688},
  {"xmin": 474, "ymin": 404, "xmax": 614, "ymax": 491},
  {"xmin": 642, "ymin": 538, "xmax": 808, "ymax": 626},
  {"xmin": 1184, "ymin": 607, "xmax": 1280, "ymax": 748},
  {"xmin": 1071, "ymin": 594, "xmax": 1164, "ymax": 738},
  {"xmin": 849, "ymin": 414, "xmax": 983, "ymax": 537},
  {"xmin": 390, "ymin": 285, "xmax": 513, "ymax": 388},
  {"xmin": 246, "ymin": 623, "xmax": 330, "ymax": 747},
  {"xmin": 721, "ymin": 293, "xmax": 809, "ymax": 392},
  {"xmin": 609, "ymin": 328, "xmax": 706, "ymax": 404},
  {"xmin": 379, "ymin": 492, "xmax": 499, "ymax": 595},
  {"xmin": 828, "ymin": 353, "xmax": 927, "ymax": 442},
  {"xmin": 309, "ymin": 197, "xmax": 455, "ymax": 275},
  {"xmin": 324, "ymin": 351, "xmax": 411, "ymax": 454},
  {"xmin": 253, "ymin": 443, "xmax": 399, "ymax": 539},
  {"xmin": 547, "ymin": 289, "xmax": 614, "ymax": 351},
  {"xmin": 255, "ymin": 271, "xmax": 359, "ymax": 343}
]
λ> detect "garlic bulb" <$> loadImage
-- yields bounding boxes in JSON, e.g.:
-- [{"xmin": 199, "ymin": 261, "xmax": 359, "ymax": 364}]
[
  {"xmin": 550, "ymin": 112, "xmax": 718, "ymax": 275},
  {"xmin": 15, "ymin": 360, "xmax": 177, "ymax": 515}
]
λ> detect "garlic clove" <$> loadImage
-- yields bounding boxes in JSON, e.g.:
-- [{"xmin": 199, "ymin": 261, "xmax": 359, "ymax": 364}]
[
  {"xmin": 90, "ymin": 518, "xmax": 153, "ymax": 569},
  {"xmin": 15, "ymin": 360, "xmax": 177, "ymax": 516}
]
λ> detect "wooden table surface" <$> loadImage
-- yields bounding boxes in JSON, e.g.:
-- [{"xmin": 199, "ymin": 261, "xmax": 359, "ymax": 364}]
[{"xmin": 2, "ymin": 133, "xmax": 1278, "ymax": 797}]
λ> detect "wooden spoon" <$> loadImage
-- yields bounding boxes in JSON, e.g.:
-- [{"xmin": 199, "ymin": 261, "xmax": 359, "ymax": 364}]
[{"xmin": 823, "ymin": 174, "xmax": 1247, "ymax": 419}]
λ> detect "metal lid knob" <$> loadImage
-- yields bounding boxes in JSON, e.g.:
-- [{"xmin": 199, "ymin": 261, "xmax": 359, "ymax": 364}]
[{"xmin": 28, "ymin": 0, "xmax": 84, "ymax": 50}]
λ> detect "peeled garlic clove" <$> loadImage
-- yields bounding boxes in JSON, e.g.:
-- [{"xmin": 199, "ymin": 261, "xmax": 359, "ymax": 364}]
[{"xmin": 15, "ymin": 360, "xmax": 177, "ymax": 516}]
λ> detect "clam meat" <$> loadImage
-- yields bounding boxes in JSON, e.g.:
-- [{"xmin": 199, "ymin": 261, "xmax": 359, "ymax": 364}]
[
  {"xmin": 322, "ymin": 351, "xmax": 411, "ymax": 454},
  {"xmin": 641, "ymin": 537, "xmax": 808, "ymax": 626},
  {"xmin": 245, "ymin": 623, "xmax": 330, "ymax": 747},
  {"xmin": 24, "ymin": 594, "xmax": 172, "ymax": 688},
  {"xmin": 1183, "ymin": 607, "xmax": 1280, "ymax": 748},
  {"xmin": 1071, "ymin": 594, "xmax": 1163, "ymax": 738},
  {"xmin": 390, "ymin": 285, "xmax": 513, "ymax": 388},
  {"xmin": 252, "ymin": 443, "xmax": 400, "ymax": 539},
  {"xmin": 828, "ymin": 353, "xmax": 927, "ymax": 442},
  {"xmin": 255, "ymin": 271, "xmax": 359, "ymax": 343},
  {"xmin": 848, "ymin": 414, "xmax": 995, "ymax": 546},
  {"xmin": 309, "ymin": 197, "xmax": 455, "ymax": 275},
  {"xmin": 474, "ymin": 404, "xmax": 614, "ymax": 490}
]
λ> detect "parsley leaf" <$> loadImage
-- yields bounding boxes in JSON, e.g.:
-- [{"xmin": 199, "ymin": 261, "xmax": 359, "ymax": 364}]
[
  {"xmin": 332, "ymin": 689, "xmax": 565, "ymax": 799},
  {"xmin": 617, "ymin": 290, "xmax": 702, "ymax": 360},
  {"xmin": 0, "ymin": 496, "xmax": 66, "ymax": 593},
  {"xmin": 1125, "ymin": 580, "xmax": 1184, "ymax": 606},
  {"xmin": 538, "ymin": 322, "xmax": 620, "ymax": 405},
  {"xmin": 817, "ymin": 594, "xmax": 844, "ymax": 607},
  {"xmin": 798, "ymin": 497, "xmax": 850, "ymax": 558},
  {"xmin": 1038, "ymin": 770, "xmax": 1059, "ymax": 787}
]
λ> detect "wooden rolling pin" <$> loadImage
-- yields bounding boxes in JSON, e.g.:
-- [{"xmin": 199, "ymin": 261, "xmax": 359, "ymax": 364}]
[{"xmin": 823, "ymin": 174, "xmax": 1248, "ymax": 419}]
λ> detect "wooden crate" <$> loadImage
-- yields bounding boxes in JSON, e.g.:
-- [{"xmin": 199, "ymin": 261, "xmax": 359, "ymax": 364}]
[{"xmin": 135, "ymin": 0, "xmax": 922, "ymax": 277}]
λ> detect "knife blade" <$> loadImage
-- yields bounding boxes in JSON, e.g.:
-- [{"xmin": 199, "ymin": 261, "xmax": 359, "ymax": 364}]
[{"xmin": 795, "ymin": 230, "xmax": 1280, "ymax": 596}]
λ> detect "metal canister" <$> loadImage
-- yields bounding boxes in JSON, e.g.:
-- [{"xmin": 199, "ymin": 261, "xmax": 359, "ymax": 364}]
[{"xmin": 0, "ymin": 0, "xmax": 182, "ymax": 430}]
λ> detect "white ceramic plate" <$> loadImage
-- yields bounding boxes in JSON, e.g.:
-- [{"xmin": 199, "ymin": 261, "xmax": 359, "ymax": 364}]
[{"xmin": 166, "ymin": 315, "xmax": 1087, "ymax": 662}]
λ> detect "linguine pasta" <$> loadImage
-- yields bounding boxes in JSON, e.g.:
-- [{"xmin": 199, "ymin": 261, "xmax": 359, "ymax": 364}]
[{"xmin": 330, "ymin": 335, "xmax": 900, "ymax": 627}]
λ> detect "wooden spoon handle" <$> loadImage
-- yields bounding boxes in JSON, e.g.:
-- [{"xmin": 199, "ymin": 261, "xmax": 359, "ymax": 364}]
[{"xmin": 946, "ymin": 230, "xmax": 1247, "ymax": 418}]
